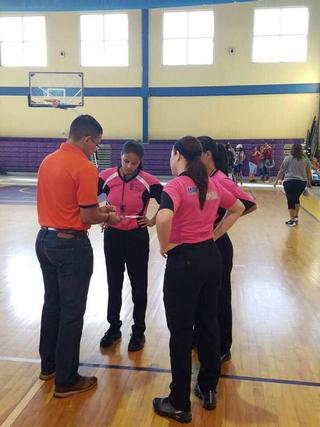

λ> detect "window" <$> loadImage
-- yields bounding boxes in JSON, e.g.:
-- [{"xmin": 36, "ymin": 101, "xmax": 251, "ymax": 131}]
[
  {"xmin": 0, "ymin": 16, "xmax": 47, "ymax": 66},
  {"xmin": 253, "ymin": 8, "xmax": 309, "ymax": 63},
  {"xmin": 80, "ymin": 14, "xmax": 128, "ymax": 67},
  {"xmin": 163, "ymin": 10, "xmax": 214, "ymax": 65}
]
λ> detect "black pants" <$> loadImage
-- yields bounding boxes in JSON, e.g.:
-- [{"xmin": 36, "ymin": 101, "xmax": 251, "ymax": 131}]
[
  {"xmin": 36, "ymin": 229, "xmax": 93, "ymax": 386},
  {"xmin": 104, "ymin": 227, "xmax": 149, "ymax": 335},
  {"xmin": 164, "ymin": 240, "xmax": 222, "ymax": 412},
  {"xmin": 216, "ymin": 233, "xmax": 234, "ymax": 356},
  {"xmin": 283, "ymin": 179, "xmax": 306, "ymax": 209}
]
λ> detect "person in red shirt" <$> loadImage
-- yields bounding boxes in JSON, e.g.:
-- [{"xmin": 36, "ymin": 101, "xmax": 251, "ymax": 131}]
[
  {"xmin": 98, "ymin": 140, "xmax": 163, "ymax": 352},
  {"xmin": 36, "ymin": 115, "xmax": 120, "ymax": 397},
  {"xmin": 248, "ymin": 146, "xmax": 261, "ymax": 182},
  {"xmin": 153, "ymin": 136, "xmax": 244, "ymax": 423},
  {"xmin": 261, "ymin": 143, "xmax": 274, "ymax": 182}
]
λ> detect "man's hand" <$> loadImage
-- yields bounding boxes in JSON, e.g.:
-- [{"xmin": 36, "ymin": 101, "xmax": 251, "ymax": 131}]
[
  {"xmin": 100, "ymin": 205, "xmax": 116, "ymax": 214},
  {"xmin": 107, "ymin": 212, "xmax": 121, "ymax": 225}
]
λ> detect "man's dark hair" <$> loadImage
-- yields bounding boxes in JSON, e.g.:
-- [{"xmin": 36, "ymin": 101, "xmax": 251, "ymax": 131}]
[{"xmin": 69, "ymin": 115, "xmax": 103, "ymax": 140}]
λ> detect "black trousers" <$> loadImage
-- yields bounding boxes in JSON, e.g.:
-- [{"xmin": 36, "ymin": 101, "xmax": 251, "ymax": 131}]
[
  {"xmin": 36, "ymin": 229, "xmax": 93, "ymax": 386},
  {"xmin": 104, "ymin": 227, "xmax": 149, "ymax": 335},
  {"xmin": 163, "ymin": 240, "xmax": 222, "ymax": 412},
  {"xmin": 216, "ymin": 233, "xmax": 234, "ymax": 356},
  {"xmin": 283, "ymin": 179, "xmax": 306, "ymax": 210}
]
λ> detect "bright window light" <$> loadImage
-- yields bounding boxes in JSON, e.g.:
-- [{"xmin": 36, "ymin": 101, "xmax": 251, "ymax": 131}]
[
  {"xmin": 81, "ymin": 14, "xmax": 129, "ymax": 67},
  {"xmin": 253, "ymin": 7, "xmax": 309, "ymax": 63},
  {"xmin": 0, "ymin": 16, "xmax": 47, "ymax": 66},
  {"xmin": 163, "ymin": 10, "xmax": 214, "ymax": 65}
]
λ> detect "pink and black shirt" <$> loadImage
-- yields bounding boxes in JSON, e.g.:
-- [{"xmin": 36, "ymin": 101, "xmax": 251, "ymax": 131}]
[
  {"xmin": 98, "ymin": 167, "xmax": 163, "ymax": 231},
  {"xmin": 159, "ymin": 173, "xmax": 237, "ymax": 244},
  {"xmin": 210, "ymin": 169, "xmax": 256, "ymax": 224}
]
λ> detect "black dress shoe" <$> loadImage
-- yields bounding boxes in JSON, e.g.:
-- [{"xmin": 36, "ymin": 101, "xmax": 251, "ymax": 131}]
[
  {"xmin": 220, "ymin": 351, "xmax": 231, "ymax": 364},
  {"xmin": 100, "ymin": 329, "xmax": 121, "ymax": 348},
  {"xmin": 194, "ymin": 383, "xmax": 216, "ymax": 410},
  {"xmin": 153, "ymin": 397, "xmax": 192, "ymax": 423},
  {"xmin": 128, "ymin": 334, "xmax": 145, "ymax": 352}
]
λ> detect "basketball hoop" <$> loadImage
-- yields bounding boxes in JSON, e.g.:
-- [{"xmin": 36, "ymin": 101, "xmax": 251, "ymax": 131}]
[
  {"xmin": 44, "ymin": 98, "xmax": 61, "ymax": 108},
  {"xmin": 51, "ymin": 99, "xmax": 61, "ymax": 108}
]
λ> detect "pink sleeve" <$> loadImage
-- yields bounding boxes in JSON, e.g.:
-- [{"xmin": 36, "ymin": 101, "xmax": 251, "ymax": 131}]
[
  {"xmin": 143, "ymin": 171, "xmax": 161, "ymax": 186},
  {"xmin": 218, "ymin": 175, "xmax": 256, "ymax": 204},
  {"xmin": 99, "ymin": 168, "xmax": 109, "ymax": 181},
  {"xmin": 163, "ymin": 179, "xmax": 182, "ymax": 212},
  {"xmin": 216, "ymin": 182, "xmax": 237, "ymax": 210}
]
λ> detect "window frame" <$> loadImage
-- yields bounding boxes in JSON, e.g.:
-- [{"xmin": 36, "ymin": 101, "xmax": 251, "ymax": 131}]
[
  {"xmin": 80, "ymin": 12, "xmax": 129, "ymax": 67},
  {"xmin": 0, "ymin": 15, "xmax": 47, "ymax": 67},
  {"xmin": 162, "ymin": 9, "xmax": 215, "ymax": 66},
  {"xmin": 252, "ymin": 6, "xmax": 309, "ymax": 64}
]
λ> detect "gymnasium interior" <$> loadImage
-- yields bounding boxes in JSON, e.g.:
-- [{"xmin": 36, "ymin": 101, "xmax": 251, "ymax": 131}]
[{"xmin": 0, "ymin": 0, "xmax": 320, "ymax": 426}]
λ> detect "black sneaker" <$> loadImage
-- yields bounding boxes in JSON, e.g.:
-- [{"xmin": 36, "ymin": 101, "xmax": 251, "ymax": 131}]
[
  {"xmin": 128, "ymin": 334, "xmax": 145, "ymax": 352},
  {"xmin": 220, "ymin": 351, "xmax": 231, "ymax": 364},
  {"xmin": 285, "ymin": 219, "xmax": 297, "ymax": 227},
  {"xmin": 194, "ymin": 383, "xmax": 216, "ymax": 410},
  {"xmin": 153, "ymin": 397, "xmax": 192, "ymax": 423},
  {"xmin": 100, "ymin": 329, "xmax": 121, "ymax": 348}
]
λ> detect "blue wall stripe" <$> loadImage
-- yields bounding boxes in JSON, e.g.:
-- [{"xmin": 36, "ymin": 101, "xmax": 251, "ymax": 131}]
[
  {"xmin": 1, "ymin": 84, "xmax": 319, "ymax": 98},
  {"xmin": 142, "ymin": 9, "xmax": 149, "ymax": 143},
  {"xmin": 0, "ymin": 0, "xmax": 256, "ymax": 12},
  {"xmin": 150, "ymin": 83, "xmax": 320, "ymax": 97},
  {"xmin": 83, "ymin": 87, "xmax": 142, "ymax": 97},
  {"xmin": 0, "ymin": 87, "xmax": 29, "ymax": 96}
]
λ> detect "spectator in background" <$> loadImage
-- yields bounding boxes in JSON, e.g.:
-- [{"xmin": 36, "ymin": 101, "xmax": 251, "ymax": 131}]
[
  {"xmin": 226, "ymin": 142, "xmax": 235, "ymax": 179},
  {"xmin": 261, "ymin": 143, "xmax": 274, "ymax": 182},
  {"xmin": 248, "ymin": 146, "xmax": 261, "ymax": 182},
  {"xmin": 233, "ymin": 144, "xmax": 245, "ymax": 185},
  {"xmin": 273, "ymin": 143, "xmax": 312, "ymax": 227},
  {"xmin": 258, "ymin": 144, "xmax": 265, "ymax": 180}
]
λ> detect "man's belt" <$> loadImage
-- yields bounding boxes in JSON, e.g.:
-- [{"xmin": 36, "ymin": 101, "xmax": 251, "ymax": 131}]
[{"xmin": 41, "ymin": 227, "xmax": 88, "ymax": 237}]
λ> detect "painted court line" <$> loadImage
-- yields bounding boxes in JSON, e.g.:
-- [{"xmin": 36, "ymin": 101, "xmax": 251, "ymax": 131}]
[
  {"xmin": 1, "ymin": 380, "xmax": 44, "ymax": 427},
  {"xmin": 1, "ymin": 355, "xmax": 319, "ymax": 389}
]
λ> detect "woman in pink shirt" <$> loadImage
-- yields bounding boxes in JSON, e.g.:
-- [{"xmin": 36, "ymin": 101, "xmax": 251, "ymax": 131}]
[
  {"xmin": 153, "ymin": 136, "xmax": 244, "ymax": 423},
  {"xmin": 98, "ymin": 140, "xmax": 163, "ymax": 352},
  {"xmin": 199, "ymin": 136, "xmax": 256, "ymax": 364}
]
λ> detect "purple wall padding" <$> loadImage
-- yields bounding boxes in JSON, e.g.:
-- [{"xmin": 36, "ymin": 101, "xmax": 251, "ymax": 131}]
[{"xmin": 0, "ymin": 137, "xmax": 303, "ymax": 176}]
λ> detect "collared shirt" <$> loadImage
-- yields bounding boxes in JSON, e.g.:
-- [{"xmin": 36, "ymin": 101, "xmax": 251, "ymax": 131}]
[
  {"xmin": 37, "ymin": 142, "xmax": 99, "ymax": 230},
  {"xmin": 210, "ymin": 169, "xmax": 256, "ymax": 224},
  {"xmin": 99, "ymin": 166, "xmax": 163, "ymax": 231},
  {"xmin": 160, "ymin": 174, "xmax": 236, "ymax": 244}
]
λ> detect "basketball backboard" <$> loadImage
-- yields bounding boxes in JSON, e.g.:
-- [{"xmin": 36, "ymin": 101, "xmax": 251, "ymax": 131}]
[{"xmin": 28, "ymin": 72, "xmax": 84, "ymax": 109}]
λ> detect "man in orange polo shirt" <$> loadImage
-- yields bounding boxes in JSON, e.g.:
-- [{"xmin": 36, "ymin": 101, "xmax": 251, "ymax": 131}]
[{"xmin": 36, "ymin": 114, "xmax": 120, "ymax": 397}]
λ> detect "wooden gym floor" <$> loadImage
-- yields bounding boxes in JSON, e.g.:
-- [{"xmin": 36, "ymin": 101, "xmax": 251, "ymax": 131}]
[{"xmin": 0, "ymin": 179, "xmax": 319, "ymax": 426}]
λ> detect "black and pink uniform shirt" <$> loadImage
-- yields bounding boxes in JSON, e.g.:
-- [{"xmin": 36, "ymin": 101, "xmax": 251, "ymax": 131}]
[
  {"xmin": 99, "ymin": 166, "xmax": 163, "ymax": 231},
  {"xmin": 210, "ymin": 169, "xmax": 256, "ymax": 225},
  {"xmin": 160, "ymin": 173, "xmax": 237, "ymax": 244}
]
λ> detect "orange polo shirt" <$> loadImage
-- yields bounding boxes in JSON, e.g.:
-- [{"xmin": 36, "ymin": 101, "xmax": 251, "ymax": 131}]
[{"xmin": 37, "ymin": 142, "xmax": 99, "ymax": 230}]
